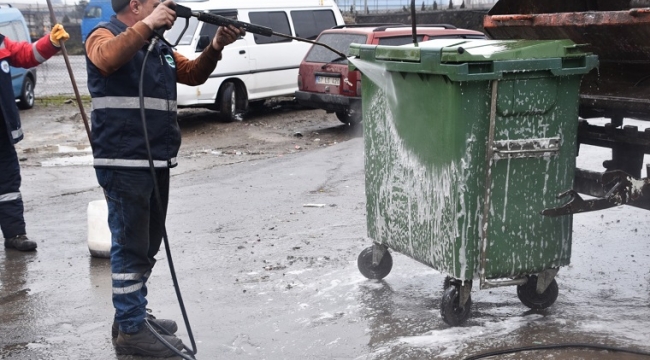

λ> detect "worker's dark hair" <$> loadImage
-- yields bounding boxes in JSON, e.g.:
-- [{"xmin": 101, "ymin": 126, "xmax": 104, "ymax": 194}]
[{"xmin": 112, "ymin": 0, "xmax": 141, "ymax": 13}]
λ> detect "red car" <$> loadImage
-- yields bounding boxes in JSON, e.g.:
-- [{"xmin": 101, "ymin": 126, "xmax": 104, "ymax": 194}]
[{"xmin": 296, "ymin": 24, "xmax": 485, "ymax": 124}]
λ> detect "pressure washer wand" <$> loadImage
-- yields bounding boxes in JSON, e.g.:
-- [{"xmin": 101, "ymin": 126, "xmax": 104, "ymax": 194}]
[{"xmin": 173, "ymin": 4, "xmax": 347, "ymax": 58}]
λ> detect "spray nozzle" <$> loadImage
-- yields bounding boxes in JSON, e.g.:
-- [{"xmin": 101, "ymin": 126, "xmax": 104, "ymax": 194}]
[{"xmin": 173, "ymin": 4, "xmax": 273, "ymax": 37}]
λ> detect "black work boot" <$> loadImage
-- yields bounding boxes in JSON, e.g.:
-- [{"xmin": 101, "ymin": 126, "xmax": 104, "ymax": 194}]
[
  {"xmin": 114, "ymin": 325, "xmax": 184, "ymax": 357},
  {"xmin": 4, "ymin": 234, "xmax": 37, "ymax": 251},
  {"xmin": 112, "ymin": 314, "xmax": 178, "ymax": 338}
]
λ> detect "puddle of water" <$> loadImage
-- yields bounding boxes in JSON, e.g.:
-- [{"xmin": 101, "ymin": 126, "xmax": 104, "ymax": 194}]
[
  {"xmin": 40, "ymin": 154, "xmax": 94, "ymax": 167},
  {"xmin": 22, "ymin": 144, "xmax": 91, "ymax": 154},
  {"xmin": 56, "ymin": 145, "xmax": 91, "ymax": 153}
]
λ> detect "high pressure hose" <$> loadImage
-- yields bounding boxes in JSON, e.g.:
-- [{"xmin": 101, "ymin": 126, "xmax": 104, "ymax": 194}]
[
  {"xmin": 464, "ymin": 343, "xmax": 650, "ymax": 359},
  {"xmin": 140, "ymin": 37, "xmax": 197, "ymax": 360}
]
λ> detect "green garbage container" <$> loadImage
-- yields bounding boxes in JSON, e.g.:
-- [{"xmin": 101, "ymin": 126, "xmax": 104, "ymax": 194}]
[{"xmin": 350, "ymin": 39, "xmax": 597, "ymax": 325}]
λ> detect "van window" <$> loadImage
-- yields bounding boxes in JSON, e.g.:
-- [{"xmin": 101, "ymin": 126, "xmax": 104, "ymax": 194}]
[
  {"xmin": 291, "ymin": 10, "xmax": 336, "ymax": 40},
  {"xmin": 248, "ymin": 11, "xmax": 291, "ymax": 45},
  {"xmin": 165, "ymin": 17, "xmax": 199, "ymax": 45},
  {"xmin": 304, "ymin": 33, "xmax": 367, "ymax": 62},
  {"xmin": 165, "ymin": 10, "xmax": 238, "ymax": 47},
  {"xmin": 84, "ymin": 6, "xmax": 103, "ymax": 19},
  {"xmin": 0, "ymin": 20, "xmax": 28, "ymax": 42}
]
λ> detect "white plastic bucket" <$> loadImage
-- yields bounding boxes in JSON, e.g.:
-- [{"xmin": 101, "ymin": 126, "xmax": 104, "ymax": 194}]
[{"xmin": 87, "ymin": 199, "xmax": 111, "ymax": 258}]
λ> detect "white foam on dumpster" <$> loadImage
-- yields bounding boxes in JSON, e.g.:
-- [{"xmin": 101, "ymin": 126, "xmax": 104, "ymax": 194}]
[{"xmin": 364, "ymin": 85, "xmax": 478, "ymax": 279}]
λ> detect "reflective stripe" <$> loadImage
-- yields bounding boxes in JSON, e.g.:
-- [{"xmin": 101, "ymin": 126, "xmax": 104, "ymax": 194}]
[
  {"xmin": 92, "ymin": 97, "xmax": 177, "ymax": 112},
  {"xmin": 112, "ymin": 273, "xmax": 144, "ymax": 281},
  {"xmin": 11, "ymin": 128, "xmax": 23, "ymax": 140},
  {"xmin": 0, "ymin": 192, "xmax": 22, "ymax": 202},
  {"xmin": 112, "ymin": 282, "xmax": 143, "ymax": 295},
  {"xmin": 94, "ymin": 157, "xmax": 177, "ymax": 168},
  {"xmin": 32, "ymin": 43, "xmax": 45, "ymax": 63}
]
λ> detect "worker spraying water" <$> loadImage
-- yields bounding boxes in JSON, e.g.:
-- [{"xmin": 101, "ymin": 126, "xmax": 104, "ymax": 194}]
[
  {"xmin": 82, "ymin": 0, "xmax": 348, "ymax": 357},
  {"xmin": 84, "ymin": 0, "xmax": 242, "ymax": 356}
]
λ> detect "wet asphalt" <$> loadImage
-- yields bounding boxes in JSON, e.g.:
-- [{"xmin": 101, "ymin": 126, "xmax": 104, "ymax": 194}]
[{"xmin": 1, "ymin": 120, "xmax": 650, "ymax": 359}]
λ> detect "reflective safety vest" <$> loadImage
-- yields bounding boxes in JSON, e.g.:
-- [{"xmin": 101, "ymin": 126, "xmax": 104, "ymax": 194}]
[
  {"xmin": 0, "ymin": 35, "xmax": 21, "ymax": 143},
  {"xmin": 86, "ymin": 16, "xmax": 180, "ymax": 169}
]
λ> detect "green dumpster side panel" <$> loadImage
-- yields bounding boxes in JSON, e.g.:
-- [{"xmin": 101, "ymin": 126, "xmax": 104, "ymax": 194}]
[
  {"xmin": 358, "ymin": 39, "xmax": 595, "ymax": 281},
  {"xmin": 364, "ymin": 75, "xmax": 490, "ymax": 279}
]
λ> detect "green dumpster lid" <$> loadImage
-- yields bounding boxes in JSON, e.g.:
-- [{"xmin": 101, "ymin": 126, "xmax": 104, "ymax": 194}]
[
  {"xmin": 440, "ymin": 39, "xmax": 587, "ymax": 63},
  {"xmin": 350, "ymin": 39, "xmax": 588, "ymax": 63},
  {"xmin": 349, "ymin": 39, "xmax": 598, "ymax": 81}
]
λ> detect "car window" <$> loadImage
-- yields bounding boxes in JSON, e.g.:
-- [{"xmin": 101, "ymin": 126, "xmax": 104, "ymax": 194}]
[
  {"xmin": 249, "ymin": 11, "xmax": 291, "ymax": 45},
  {"xmin": 304, "ymin": 33, "xmax": 367, "ymax": 62},
  {"xmin": 0, "ymin": 20, "xmax": 20, "ymax": 41},
  {"xmin": 291, "ymin": 10, "xmax": 337, "ymax": 40},
  {"xmin": 378, "ymin": 35, "xmax": 424, "ymax": 46}
]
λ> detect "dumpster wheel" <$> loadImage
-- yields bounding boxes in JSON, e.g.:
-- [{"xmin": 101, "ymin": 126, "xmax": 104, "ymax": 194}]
[
  {"xmin": 357, "ymin": 247, "xmax": 393, "ymax": 280},
  {"xmin": 517, "ymin": 275, "xmax": 559, "ymax": 310},
  {"xmin": 442, "ymin": 275, "xmax": 463, "ymax": 290},
  {"xmin": 440, "ymin": 285, "xmax": 472, "ymax": 326}
]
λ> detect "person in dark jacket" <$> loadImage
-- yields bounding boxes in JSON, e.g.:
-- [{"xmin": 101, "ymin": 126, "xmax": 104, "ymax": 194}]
[
  {"xmin": 0, "ymin": 24, "xmax": 69, "ymax": 252},
  {"xmin": 85, "ymin": 0, "xmax": 242, "ymax": 356}
]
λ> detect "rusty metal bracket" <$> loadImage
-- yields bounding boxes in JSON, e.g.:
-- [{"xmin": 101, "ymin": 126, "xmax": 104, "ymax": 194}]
[{"xmin": 542, "ymin": 170, "xmax": 650, "ymax": 216}]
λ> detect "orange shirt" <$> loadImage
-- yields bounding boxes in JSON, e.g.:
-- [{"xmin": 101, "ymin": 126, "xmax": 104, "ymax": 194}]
[{"xmin": 85, "ymin": 21, "xmax": 222, "ymax": 86}]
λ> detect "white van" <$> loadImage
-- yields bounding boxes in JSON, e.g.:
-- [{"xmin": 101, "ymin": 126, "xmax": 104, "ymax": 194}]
[{"xmin": 164, "ymin": 0, "xmax": 345, "ymax": 121}]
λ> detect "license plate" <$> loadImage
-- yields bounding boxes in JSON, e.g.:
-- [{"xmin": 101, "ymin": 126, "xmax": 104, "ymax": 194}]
[{"xmin": 316, "ymin": 76, "xmax": 340, "ymax": 86}]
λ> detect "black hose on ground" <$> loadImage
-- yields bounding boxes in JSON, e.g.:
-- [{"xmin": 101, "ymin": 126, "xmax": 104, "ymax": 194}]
[
  {"xmin": 139, "ymin": 37, "xmax": 198, "ymax": 360},
  {"xmin": 464, "ymin": 343, "xmax": 650, "ymax": 360}
]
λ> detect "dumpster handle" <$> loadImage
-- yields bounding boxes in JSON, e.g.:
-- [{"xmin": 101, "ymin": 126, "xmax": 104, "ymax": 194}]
[{"xmin": 479, "ymin": 80, "xmax": 499, "ymax": 289}]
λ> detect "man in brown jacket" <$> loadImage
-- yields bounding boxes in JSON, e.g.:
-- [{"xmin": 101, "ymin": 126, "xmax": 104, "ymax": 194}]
[{"xmin": 85, "ymin": 0, "xmax": 243, "ymax": 356}]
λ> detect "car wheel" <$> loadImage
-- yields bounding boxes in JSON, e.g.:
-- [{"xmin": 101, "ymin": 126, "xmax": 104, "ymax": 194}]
[
  {"xmin": 218, "ymin": 82, "xmax": 239, "ymax": 122},
  {"xmin": 17, "ymin": 76, "xmax": 35, "ymax": 110},
  {"xmin": 335, "ymin": 109, "xmax": 361, "ymax": 125}
]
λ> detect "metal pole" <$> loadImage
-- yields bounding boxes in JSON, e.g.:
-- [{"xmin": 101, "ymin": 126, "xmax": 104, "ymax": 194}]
[{"xmin": 44, "ymin": 0, "xmax": 93, "ymax": 151}]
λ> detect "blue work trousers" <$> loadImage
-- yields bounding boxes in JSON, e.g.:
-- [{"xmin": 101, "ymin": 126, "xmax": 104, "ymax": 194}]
[
  {"xmin": 0, "ymin": 120, "xmax": 26, "ymax": 239},
  {"xmin": 95, "ymin": 168, "xmax": 169, "ymax": 334}
]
